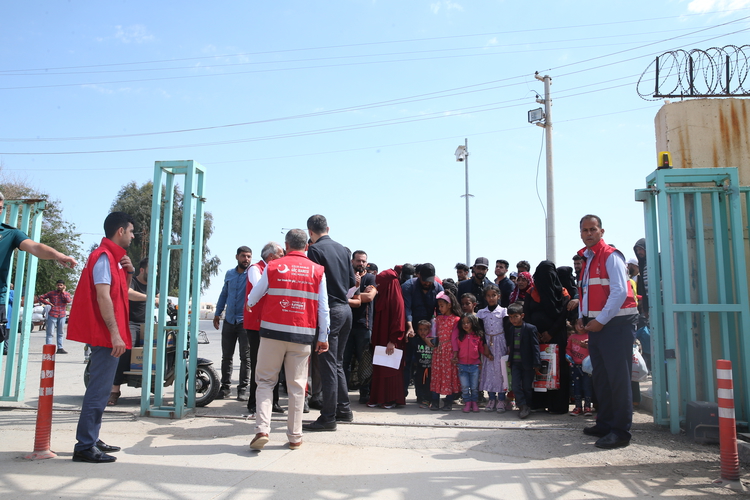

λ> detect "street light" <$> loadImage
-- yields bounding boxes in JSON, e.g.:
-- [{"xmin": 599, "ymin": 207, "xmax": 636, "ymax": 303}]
[{"xmin": 455, "ymin": 139, "xmax": 472, "ymax": 267}]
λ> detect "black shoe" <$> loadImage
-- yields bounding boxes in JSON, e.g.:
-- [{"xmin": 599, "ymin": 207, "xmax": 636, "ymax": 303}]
[
  {"xmin": 216, "ymin": 387, "xmax": 230, "ymax": 400},
  {"xmin": 595, "ymin": 432, "xmax": 631, "ymax": 449},
  {"xmin": 56, "ymin": 348, "xmax": 68, "ymax": 354},
  {"xmin": 72, "ymin": 446, "xmax": 116, "ymax": 463},
  {"xmin": 272, "ymin": 403, "xmax": 286, "ymax": 414},
  {"xmin": 583, "ymin": 425, "xmax": 610, "ymax": 438},
  {"xmin": 303, "ymin": 420, "xmax": 337, "ymax": 432},
  {"xmin": 308, "ymin": 399, "xmax": 323, "ymax": 410},
  {"xmin": 247, "ymin": 406, "xmax": 256, "ymax": 414},
  {"xmin": 359, "ymin": 394, "xmax": 370, "ymax": 404},
  {"xmin": 95, "ymin": 440, "xmax": 121, "ymax": 453},
  {"xmin": 335, "ymin": 411, "xmax": 353, "ymax": 422},
  {"xmin": 237, "ymin": 389, "xmax": 248, "ymax": 402}
]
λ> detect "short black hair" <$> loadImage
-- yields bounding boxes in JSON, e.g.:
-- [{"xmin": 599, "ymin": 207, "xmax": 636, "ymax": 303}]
[
  {"xmin": 104, "ymin": 212, "xmax": 134, "ymax": 239},
  {"xmin": 352, "ymin": 250, "xmax": 367, "ymax": 260},
  {"xmin": 572, "ymin": 254, "xmax": 583, "ymax": 262},
  {"xmin": 454, "ymin": 263, "xmax": 469, "ymax": 272},
  {"xmin": 507, "ymin": 303, "xmax": 524, "ymax": 315},
  {"xmin": 237, "ymin": 246, "xmax": 252, "ymax": 255},
  {"xmin": 516, "ymin": 260, "xmax": 531, "ymax": 272},
  {"xmin": 460, "ymin": 293, "xmax": 477, "ymax": 303},
  {"xmin": 307, "ymin": 214, "xmax": 328, "ymax": 234},
  {"xmin": 138, "ymin": 257, "xmax": 149, "ymax": 270},
  {"xmin": 496, "ymin": 259, "xmax": 509, "ymax": 267},
  {"xmin": 482, "ymin": 284, "xmax": 501, "ymax": 297},
  {"xmin": 416, "ymin": 319, "xmax": 432, "ymax": 329}
]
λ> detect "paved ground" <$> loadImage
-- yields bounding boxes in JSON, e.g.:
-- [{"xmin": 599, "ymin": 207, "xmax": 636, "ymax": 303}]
[{"xmin": 0, "ymin": 321, "xmax": 747, "ymax": 499}]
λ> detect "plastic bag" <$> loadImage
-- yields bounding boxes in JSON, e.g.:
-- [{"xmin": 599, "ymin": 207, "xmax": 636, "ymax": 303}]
[
  {"xmin": 631, "ymin": 345, "xmax": 649, "ymax": 382},
  {"xmin": 582, "ymin": 355, "xmax": 593, "ymax": 375}
]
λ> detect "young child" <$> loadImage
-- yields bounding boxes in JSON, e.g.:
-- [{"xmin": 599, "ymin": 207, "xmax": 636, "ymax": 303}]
[
  {"xmin": 415, "ymin": 319, "xmax": 435, "ymax": 409},
  {"xmin": 504, "ymin": 303, "xmax": 541, "ymax": 419},
  {"xmin": 452, "ymin": 313, "xmax": 488, "ymax": 412},
  {"xmin": 460, "ymin": 293, "xmax": 477, "ymax": 315},
  {"xmin": 567, "ymin": 321, "xmax": 593, "ymax": 416},
  {"xmin": 477, "ymin": 285, "xmax": 508, "ymax": 413},
  {"xmin": 429, "ymin": 291, "xmax": 462, "ymax": 411}
]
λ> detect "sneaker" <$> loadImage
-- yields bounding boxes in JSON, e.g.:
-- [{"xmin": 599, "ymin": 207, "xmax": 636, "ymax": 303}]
[
  {"xmin": 496, "ymin": 404, "xmax": 506, "ymax": 413},
  {"xmin": 419, "ymin": 401, "xmax": 430, "ymax": 409},
  {"xmin": 519, "ymin": 404, "xmax": 531, "ymax": 419},
  {"xmin": 584, "ymin": 407, "xmax": 593, "ymax": 416},
  {"xmin": 570, "ymin": 407, "xmax": 582, "ymax": 416},
  {"xmin": 237, "ymin": 389, "xmax": 248, "ymax": 401},
  {"xmin": 485, "ymin": 400, "xmax": 497, "ymax": 411},
  {"xmin": 366, "ymin": 402, "xmax": 379, "ymax": 408},
  {"xmin": 381, "ymin": 402, "xmax": 396, "ymax": 409},
  {"xmin": 471, "ymin": 401, "xmax": 480, "ymax": 412},
  {"xmin": 56, "ymin": 348, "xmax": 68, "ymax": 354},
  {"xmin": 462, "ymin": 402, "xmax": 471, "ymax": 413},
  {"xmin": 216, "ymin": 387, "xmax": 231, "ymax": 400}
]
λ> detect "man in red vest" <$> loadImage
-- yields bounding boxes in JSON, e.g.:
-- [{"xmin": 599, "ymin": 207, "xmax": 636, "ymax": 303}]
[
  {"xmin": 68, "ymin": 212, "xmax": 135, "ymax": 463},
  {"xmin": 247, "ymin": 229, "xmax": 329, "ymax": 451},
  {"xmin": 243, "ymin": 241, "xmax": 284, "ymax": 414},
  {"xmin": 577, "ymin": 214, "xmax": 639, "ymax": 450}
]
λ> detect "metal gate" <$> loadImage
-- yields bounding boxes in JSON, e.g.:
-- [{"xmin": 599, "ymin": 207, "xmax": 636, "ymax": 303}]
[
  {"xmin": 635, "ymin": 167, "xmax": 750, "ymax": 434},
  {"xmin": 140, "ymin": 160, "xmax": 206, "ymax": 418},
  {"xmin": 0, "ymin": 199, "xmax": 46, "ymax": 401}
]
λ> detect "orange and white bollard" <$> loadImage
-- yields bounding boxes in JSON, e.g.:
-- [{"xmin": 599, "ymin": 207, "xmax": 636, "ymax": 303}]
[
  {"xmin": 714, "ymin": 359, "xmax": 745, "ymax": 490},
  {"xmin": 25, "ymin": 344, "xmax": 57, "ymax": 460}
]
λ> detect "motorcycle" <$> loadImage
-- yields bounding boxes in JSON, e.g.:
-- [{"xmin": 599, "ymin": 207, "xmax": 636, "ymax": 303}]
[{"xmin": 84, "ymin": 300, "xmax": 220, "ymax": 407}]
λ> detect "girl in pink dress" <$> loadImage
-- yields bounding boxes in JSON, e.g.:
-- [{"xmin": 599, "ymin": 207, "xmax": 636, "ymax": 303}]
[{"xmin": 429, "ymin": 291, "xmax": 462, "ymax": 410}]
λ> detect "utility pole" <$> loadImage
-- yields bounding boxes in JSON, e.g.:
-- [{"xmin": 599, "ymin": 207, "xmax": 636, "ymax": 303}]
[
  {"xmin": 455, "ymin": 139, "xmax": 472, "ymax": 266},
  {"xmin": 534, "ymin": 72, "xmax": 555, "ymax": 263}
]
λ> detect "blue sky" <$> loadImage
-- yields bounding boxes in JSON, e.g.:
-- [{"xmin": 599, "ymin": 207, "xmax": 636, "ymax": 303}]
[{"xmin": 2, "ymin": 1, "xmax": 749, "ymax": 302}]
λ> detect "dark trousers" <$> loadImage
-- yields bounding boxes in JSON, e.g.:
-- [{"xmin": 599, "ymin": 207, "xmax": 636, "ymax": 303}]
[
  {"xmin": 316, "ymin": 303, "xmax": 352, "ymax": 423},
  {"xmin": 588, "ymin": 315, "xmax": 637, "ymax": 440},
  {"xmin": 343, "ymin": 323, "xmax": 372, "ymax": 396},
  {"xmin": 571, "ymin": 364, "xmax": 593, "ymax": 407},
  {"xmin": 402, "ymin": 335, "xmax": 420, "ymax": 399},
  {"xmin": 247, "ymin": 329, "xmax": 279, "ymax": 410},
  {"xmin": 75, "ymin": 346, "xmax": 120, "ymax": 451},
  {"xmin": 511, "ymin": 362, "xmax": 535, "ymax": 407},
  {"xmin": 220, "ymin": 320, "xmax": 250, "ymax": 390}
]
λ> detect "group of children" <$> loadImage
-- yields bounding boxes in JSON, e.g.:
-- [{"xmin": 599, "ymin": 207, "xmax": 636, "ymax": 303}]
[{"xmin": 414, "ymin": 284, "xmax": 594, "ymax": 419}]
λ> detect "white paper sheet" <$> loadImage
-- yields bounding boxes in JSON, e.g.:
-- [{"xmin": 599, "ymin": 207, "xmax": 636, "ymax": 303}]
[{"xmin": 372, "ymin": 345, "xmax": 403, "ymax": 370}]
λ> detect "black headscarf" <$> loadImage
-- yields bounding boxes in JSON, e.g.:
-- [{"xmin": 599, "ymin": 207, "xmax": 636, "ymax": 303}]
[
  {"xmin": 532, "ymin": 260, "xmax": 564, "ymax": 318},
  {"xmin": 556, "ymin": 266, "xmax": 578, "ymax": 300}
]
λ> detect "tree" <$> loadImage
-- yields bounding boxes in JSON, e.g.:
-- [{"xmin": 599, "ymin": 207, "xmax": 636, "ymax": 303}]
[
  {"xmin": 110, "ymin": 181, "xmax": 220, "ymax": 295},
  {"xmin": 0, "ymin": 168, "xmax": 84, "ymax": 295}
]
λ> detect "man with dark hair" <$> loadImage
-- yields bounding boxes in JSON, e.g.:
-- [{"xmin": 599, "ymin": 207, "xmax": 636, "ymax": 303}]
[
  {"xmin": 0, "ymin": 192, "xmax": 77, "ymax": 355},
  {"xmin": 577, "ymin": 214, "xmax": 638, "ymax": 450},
  {"xmin": 454, "ymin": 263, "xmax": 469, "ymax": 282},
  {"xmin": 214, "ymin": 246, "xmax": 253, "ymax": 400},
  {"xmin": 366, "ymin": 263, "xmax": 378, "ymax": 275},
  {"xmin": 304, "ymin": 215, "xmax": 356, "ymax": 431},
  {"xmin": 572, "ymin": 254, "xmax": 584, "ymax": 283},
  {"xmin": 244, "ymin": 242, "xmax": 285, "ymax": 415},
  {"xmin": 401, "ymin": 263, "xmax": 444, "ymax": 404},
  {"xmin": 457, "ymin": 257, "xmax": 493, "ymax": 311},
  {"xmin": 345, "ymin": 250, "xmax": 377, "ymax": 404},
  {"xmin": 38, "ymin": 279, "xmax": 72, "ymax": 354},
  {"xmin": 493, "ymin": 259, "xmax": 515, "ymax": 308},
  {"xmin": 516, "ymin": 260, "xmax": 531, "ymax": 274},
  {"xmin": 247, "ymin": 229, "xmax": 329, "ymax": 450},
  {"xmin": 68, "ymin": 211, "xmax": 134, "ymax": 463}
]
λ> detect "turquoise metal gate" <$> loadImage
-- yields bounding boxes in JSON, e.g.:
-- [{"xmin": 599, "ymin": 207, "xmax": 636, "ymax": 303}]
[
  {"xmin": 635, "ymin": 167, "xmax": 750, "ymax": 434},
  {"xmin": 0, "ymin": 199, "xmax": 46, "ymax": 401},
  {"xmin": 140, "ymin": 160, "xmax": 206, "ymax": 418}
]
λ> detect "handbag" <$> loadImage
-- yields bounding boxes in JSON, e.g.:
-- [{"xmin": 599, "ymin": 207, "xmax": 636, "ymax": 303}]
[{"xmin": 631, "ymin": 345, "xmax": 649, "ymax": 382}]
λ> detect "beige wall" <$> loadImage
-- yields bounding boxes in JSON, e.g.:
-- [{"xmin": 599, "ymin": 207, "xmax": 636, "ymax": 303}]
[{"xmin": 655, "ymin": 98, "xmax": 750, "ymax": 182}]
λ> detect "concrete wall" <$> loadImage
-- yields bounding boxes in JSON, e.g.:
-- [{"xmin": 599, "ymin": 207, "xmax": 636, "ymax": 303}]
[{"xmin": 655, "ymin": 98, "xmax": 750, "ymax": 181}]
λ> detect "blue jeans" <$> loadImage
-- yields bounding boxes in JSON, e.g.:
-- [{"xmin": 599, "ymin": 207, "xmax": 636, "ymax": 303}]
[
  {"xmin": 511, "ymin": 362, "xmax": 535, "ymax": 407},
  {"xmin": 75, "ymin": 346, "xmax": 120, "ymax": 451},
  {"xmin": 487, "ymin": 391, "xmax": 506, "ymax": 401},
  {"xmin": 458, "ymin": 364, "xmax": 480, "ymax": 403},
  {"xmin": 571, "ymin": 364, "xmax": 593, "ymax": 407},
  {"xmin": 45, "ymin": 316, "xmax": 66, "ymax": 349}
]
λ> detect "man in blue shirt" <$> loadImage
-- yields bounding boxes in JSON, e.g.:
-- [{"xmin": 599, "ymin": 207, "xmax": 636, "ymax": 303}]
[{"xmin": 213, "ymin": 246, "xmax": 253, "ymax": 400}]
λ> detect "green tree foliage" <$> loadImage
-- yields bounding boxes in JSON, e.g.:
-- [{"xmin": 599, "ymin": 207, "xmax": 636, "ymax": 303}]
[
  {"xmin": 110, "ymin": 181, "xmax": 220, "ymax": 295},
  {"xmin": 0, "ymin": 174, "xmax": 84, "ymax": 295}
]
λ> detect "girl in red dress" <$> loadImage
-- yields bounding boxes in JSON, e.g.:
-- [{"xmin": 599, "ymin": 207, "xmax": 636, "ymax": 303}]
[{"xmin": 429, "ymin": 291, "xmax": 462, "ymax": 410}]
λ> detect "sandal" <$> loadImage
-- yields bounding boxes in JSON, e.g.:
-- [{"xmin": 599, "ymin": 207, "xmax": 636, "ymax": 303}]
[{"xmin": 107, "ymin": 391, "xmax": 121, "ymax": 406}]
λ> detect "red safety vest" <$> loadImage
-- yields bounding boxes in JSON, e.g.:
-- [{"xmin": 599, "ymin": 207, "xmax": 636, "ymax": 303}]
[
  {"xmin": 259, "ymin": 251, "xmax": 325, "ymax": 344},
  {"xmin": 578, "ymin": 238, "xmax": 638, "ymax": 319},
  {"xmin": 243, "ymin": 260, "xmax": 267, "ymax": 331},
  {"xmin": 67, "ymin": 237, "xmax": 132, "ymax": 348}
]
